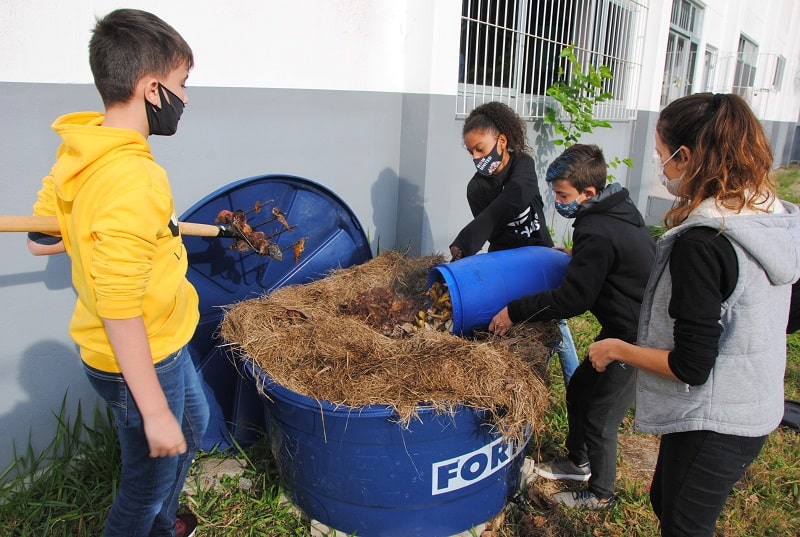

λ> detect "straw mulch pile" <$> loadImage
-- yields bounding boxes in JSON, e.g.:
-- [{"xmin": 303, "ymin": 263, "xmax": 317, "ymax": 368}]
[{"xmin": 219, "ymin": 250, "xmax": 560, "ymax": 442}]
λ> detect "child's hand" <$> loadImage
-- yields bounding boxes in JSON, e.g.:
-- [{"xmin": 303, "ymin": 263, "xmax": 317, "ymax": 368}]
[
  {"xmin": 488, "ymin": 307, "xmax": 513, "ymax": 336},
  {"xmin": 143, "ymin": 409, "xmax": 187, "ymax": 458},
  {"xmin": 553, "ymin": 246, "xmax": 572, "ymax": 256}
]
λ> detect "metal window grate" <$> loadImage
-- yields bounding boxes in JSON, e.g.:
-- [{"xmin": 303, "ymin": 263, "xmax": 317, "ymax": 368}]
[
  {"xmin": 732, "ymin": 35, "xmax": 759, "ymax": 98},
  {"xmin": 457, "ymin": 0, "xmax": 648, "ymax": 120},
  {"xmin": 715, "ymin": 49, "xmax": 787, "ymax": 117}
]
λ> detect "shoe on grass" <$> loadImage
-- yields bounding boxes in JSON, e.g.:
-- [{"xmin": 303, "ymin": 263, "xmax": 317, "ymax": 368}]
[
  {"xmin": 534, "ymin": 459, "xmax": 591, "ymax": 481},
  {"xmin": 176, "ymin": 512, "xmax": 198, "ymax": 537},
  {"xmin": 552, "ymin": 489, "xmax": 617, "ymax": 510}
]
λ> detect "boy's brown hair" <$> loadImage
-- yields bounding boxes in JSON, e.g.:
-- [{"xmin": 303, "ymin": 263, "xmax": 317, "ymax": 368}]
[
  {"xmin": 89, "ymin": 9, "xmax": 193, "ymax": 106},
  {"xmin": 545, "ymin": 143, "xmax": 607, "ymax": 192}
]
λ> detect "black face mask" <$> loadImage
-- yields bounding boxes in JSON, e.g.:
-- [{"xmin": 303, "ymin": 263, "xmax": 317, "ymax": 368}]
[
  {"xmin": 473, "ymin": 141, "xmax": 503, "ymax": 177},
  {"xmin": 146, "ymin": 83, "xmax": 185, "ymax": 136}
]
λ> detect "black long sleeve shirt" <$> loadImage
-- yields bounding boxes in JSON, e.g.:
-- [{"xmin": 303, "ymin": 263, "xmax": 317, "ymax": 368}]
[
  {"xmin": 668, "ymin": 226, "xmax": 737, "ymax": 385},
  {"xmin": 507, "ymin": 185, "xmax": 656, "ymax": 343},
  {"xmin": 450, "ymin": 152, "xmax": 553, "ymax": 256}
]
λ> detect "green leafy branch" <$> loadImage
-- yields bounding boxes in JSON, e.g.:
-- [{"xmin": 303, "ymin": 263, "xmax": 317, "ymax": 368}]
[{"xmin": 543, "ymin": 45, "xmax": 634, "ymax": 176}]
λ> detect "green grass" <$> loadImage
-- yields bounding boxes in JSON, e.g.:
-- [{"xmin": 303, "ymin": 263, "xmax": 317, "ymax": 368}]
[
  {"xmin": 776, "ymin": 163, "xmax": 800, "ymax": 204},
  {"xmin": 2, "ymin": 168, "xmax": 798, "ymax": 536},
  {"xmin": 0, "ymin": 399, "xmax": 119, "ymax": 536},
  {"xmin": 0, "ymin": 402, "xmax": 310, "ymax": 537}
]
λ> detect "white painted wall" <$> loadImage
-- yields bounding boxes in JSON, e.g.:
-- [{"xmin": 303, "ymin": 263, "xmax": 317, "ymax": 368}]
[
  {"xmin": 1, "ymin": 0, "xmax": 461, "ymax": 95},
  {"xmin": 636, "ymin": 0, "xmax": 800, "ymax": 122},
  {"xmin": 638, "ymin": 0, "xmax": 800, "ymax": 208}
]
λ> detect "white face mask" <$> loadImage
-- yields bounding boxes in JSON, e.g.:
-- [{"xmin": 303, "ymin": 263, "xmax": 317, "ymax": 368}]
[
  {"xmin": 654, "ymin": 148, "xmax": 683, "ymax": 196},
  {"xmin": 664, "ymin": 175, "xmax": 683, "ymax": 196}
]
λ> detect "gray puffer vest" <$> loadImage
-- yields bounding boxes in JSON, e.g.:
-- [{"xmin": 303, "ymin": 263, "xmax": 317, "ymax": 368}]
[{"xmin": 635, "ymin": 199, "xmax": 800, "ymax": 437}]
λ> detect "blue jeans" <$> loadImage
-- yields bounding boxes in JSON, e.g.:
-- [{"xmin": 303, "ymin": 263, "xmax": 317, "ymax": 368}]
[
  {"xmin": 84, "ymin": 345, "xmax": 210, "ymax": 537},
  {"xmin": 555, "ymin": 319, "xmax": 579, "ymax": 385}
]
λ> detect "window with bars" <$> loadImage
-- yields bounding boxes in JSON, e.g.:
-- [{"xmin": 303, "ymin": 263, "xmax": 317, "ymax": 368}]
[
  {"xmin": 660, "ymin": 0, "xmax": 703, "ymax": 106},
  {"xmin": 714, "ymin": 49, "xmax": 785, "ymax": 111},
  {"xmin": 702, "ymin": 45, "xmax": 718, "ymax": 92},
  {"xmin": 456, "ymin": 0, "xmax": 647, "ymax": 120},
  {"xmin": 733, "ymin": 35, "xmax": 758, "ymax": 98}
]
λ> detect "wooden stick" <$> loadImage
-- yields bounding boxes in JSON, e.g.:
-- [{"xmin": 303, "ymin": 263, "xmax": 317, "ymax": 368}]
[{"xmin": 0, "ymin": 215, "xmax": 227, "ymax": 237}]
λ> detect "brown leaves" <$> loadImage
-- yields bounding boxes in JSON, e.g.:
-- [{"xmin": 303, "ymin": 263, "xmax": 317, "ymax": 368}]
[{"xmin": 214, "ymin": 203, "xmax": 302, "ymax": 262}]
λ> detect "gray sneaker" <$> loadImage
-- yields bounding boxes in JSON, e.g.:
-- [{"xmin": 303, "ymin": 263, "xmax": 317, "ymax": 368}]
[
  {"xmin": 534, "ymin": 459, "xmax": 591, "ymax": 481},
  {"xmin": 552, "ymin": 490, "xmax": 617, "ymax": 510}
]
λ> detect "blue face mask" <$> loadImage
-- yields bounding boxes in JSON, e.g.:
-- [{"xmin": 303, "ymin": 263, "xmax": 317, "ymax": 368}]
[{"xmin": 554, "ymin": 195, "xmax": 584, "ymax": 218}]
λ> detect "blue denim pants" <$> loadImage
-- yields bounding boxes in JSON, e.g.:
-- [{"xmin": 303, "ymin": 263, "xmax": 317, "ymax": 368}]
[
  {"xmin": 84, "ymin": 345, "xmax": 209, "ymax": 537},
  {"xmin": 555, "ymin": 319, "xmax": 579, "ymax": 385}
]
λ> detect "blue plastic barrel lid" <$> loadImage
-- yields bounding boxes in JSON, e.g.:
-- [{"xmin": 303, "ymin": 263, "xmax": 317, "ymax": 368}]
[
  {"xmin": 179, "ymin": 174, "xmax": 372, "ymax": 449},
  {"xmin": 180, "ymin": 174, "xmax": 372, "ymax": 318}
]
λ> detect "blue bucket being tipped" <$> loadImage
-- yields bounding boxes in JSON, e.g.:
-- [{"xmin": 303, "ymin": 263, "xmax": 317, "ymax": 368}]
[
  {"xmin": 245, "ymin": 362, "xmax": 529, "ymax": 537},
  {"xmin": 428, "ymin": 246, "xmax": 570, "ymax": 336}
]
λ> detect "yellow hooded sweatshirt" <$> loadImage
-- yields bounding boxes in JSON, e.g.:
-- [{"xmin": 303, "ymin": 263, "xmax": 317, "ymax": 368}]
[{"xmin": 33, "ymin": 112, "xmax": 199, "ymax": 373}]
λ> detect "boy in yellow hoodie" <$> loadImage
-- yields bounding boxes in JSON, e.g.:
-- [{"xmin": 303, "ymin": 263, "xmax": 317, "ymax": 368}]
[{"xmin": 27, "ymin": 9, "xmax": 208, "ymax": 537}]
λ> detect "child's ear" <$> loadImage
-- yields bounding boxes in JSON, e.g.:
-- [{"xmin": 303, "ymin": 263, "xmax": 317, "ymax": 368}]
[
  {"xmin": 583, "ymin": 186, "xmax": 598, "ymax": 200},
  {"xmin": 142, "ymin": 78, "xmax": 161, "ymax": 107},
  {"xmin": 498, "ymin": 133, "xmax": 508, "ymax": 152}
]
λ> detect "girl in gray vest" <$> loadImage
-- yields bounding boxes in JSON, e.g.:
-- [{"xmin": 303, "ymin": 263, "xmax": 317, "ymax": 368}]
[{"xmin": 588, "ymin": 92, "xmax": 800, "ymax": 536}]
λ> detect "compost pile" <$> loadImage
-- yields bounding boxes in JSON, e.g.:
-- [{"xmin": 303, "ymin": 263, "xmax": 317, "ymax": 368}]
[{"xmin": 219, "ymin": 250, "xmax": 559, "ymax": 442}]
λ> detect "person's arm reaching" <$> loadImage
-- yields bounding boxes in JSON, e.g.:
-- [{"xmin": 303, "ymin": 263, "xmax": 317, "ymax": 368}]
[{"xmin": 588, "ymin": 338, "xmax": 678, "ymax": 379}]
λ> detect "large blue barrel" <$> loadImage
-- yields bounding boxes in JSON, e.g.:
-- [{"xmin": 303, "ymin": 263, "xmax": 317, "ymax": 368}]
[
  {"xmin": 427, "ymin": 246, "xmax": 570, "ymax": 336},
  {"xmin": 181, "ymin": 175, "xmax": 372, "ymax": 451},
  {"xmin": 246, "ymin": 363, "xmax": 529, "ymax": 537}
]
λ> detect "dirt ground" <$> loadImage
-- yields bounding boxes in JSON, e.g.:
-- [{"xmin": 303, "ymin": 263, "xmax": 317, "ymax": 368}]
[
  {"xmin": 528, "ymin": 426, "xmax": 660, "ymax": 501},
  {"xmin": 617, "ymin": 428, "xmax": 659, "ymax": 485}
]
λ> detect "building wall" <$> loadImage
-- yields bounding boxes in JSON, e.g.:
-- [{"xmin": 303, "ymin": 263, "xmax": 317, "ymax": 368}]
[
  {"xmin": 1, "ymin": 0, "xmax": 799, "ymax": 474},
  {"xmin": 632, "ymin": 0, "xmax": 800, "ymax": 220},
  {"xmin": 0, "ymin": 0, "xmax": 467, "ymax": 475}
]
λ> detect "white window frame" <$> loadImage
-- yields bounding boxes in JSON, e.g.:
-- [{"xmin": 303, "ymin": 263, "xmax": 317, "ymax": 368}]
[
  {"xmin": 732, "ymin": 34, "xmax": 759, "ymax": 98},
  {"xmin": 702, "ymin": 45, "xmax": 718, "ymax": 92},
  {"xmin": 660, "ymin": 0, "xmax": 703, "ymax": 107},
  {"xmin": 772, "ymin": 54, "xmax": 786, "ymax": 91}
]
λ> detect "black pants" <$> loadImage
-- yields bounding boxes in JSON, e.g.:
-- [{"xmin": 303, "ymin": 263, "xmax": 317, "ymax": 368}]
[
  {"xmin": 651, "ymin": 430, "xmax": 766, "ymax": 537},
  {"xmin": 565, "ymin": 358, "xmax": 636, "ymax": 499}
]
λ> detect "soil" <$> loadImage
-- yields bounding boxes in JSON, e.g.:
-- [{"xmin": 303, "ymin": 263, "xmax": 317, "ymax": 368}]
[
  {"xmin": 617, "ymin": 429, "xmax": 659, "ymax": 485},
  {"xmin": 338, "ymin": 286, "xmax": 422, "ymax": 336}
]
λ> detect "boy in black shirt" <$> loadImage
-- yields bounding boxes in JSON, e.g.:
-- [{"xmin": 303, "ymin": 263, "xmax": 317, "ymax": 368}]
[{"xmin": 490, "ymin": 144, "xmax": 656, "ymax": 509}]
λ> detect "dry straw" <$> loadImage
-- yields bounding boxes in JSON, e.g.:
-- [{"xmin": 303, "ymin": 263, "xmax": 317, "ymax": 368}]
[{"xmin": 219, "ymin": 250, "xmax": 558, "ymax": 442}]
